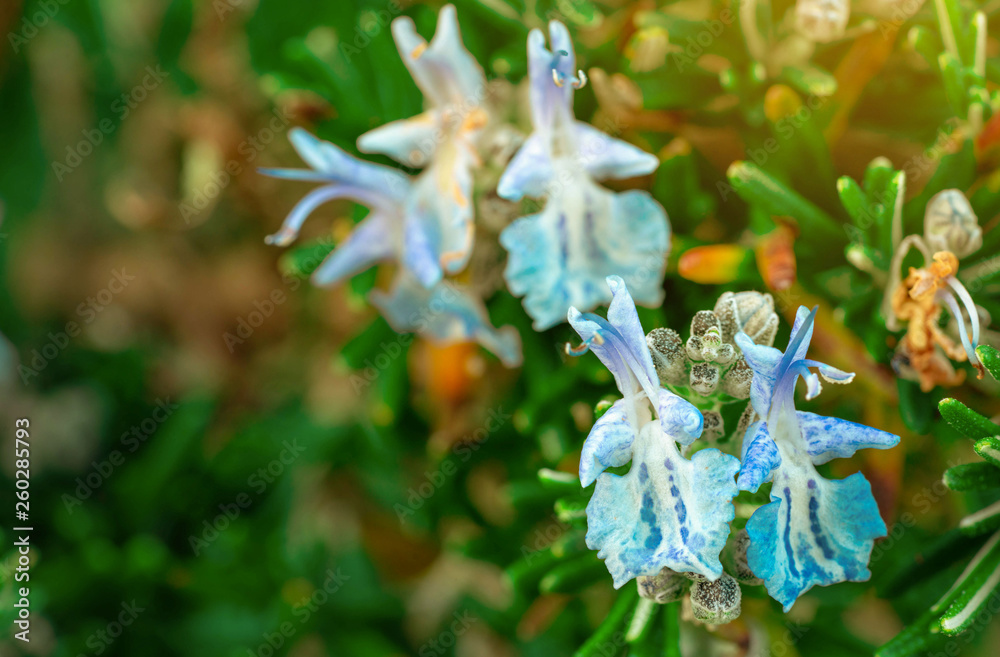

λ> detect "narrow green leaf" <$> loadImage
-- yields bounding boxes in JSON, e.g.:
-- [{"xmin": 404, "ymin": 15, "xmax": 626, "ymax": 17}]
[
  {"xmin": 939, "ymin": 398, "xmax": 999, "ymax": 440},
  {"xmin": 958, "ymin": 500, "xmax": 1000, "ymax": 536},
  {"xmin": 727, "ymin": 161, "xmax": 844, "ymax": 244},
  {"xmin": 973, "ymin": 437, "xmax": 1000, "ymax": 469},
  {"xmin": 939, "ymin": 52, "xmax": 968, "ymax": 119},
  {"xmin": 976, "ymin": 345, "xmax": 1000, "ymax": 382},
  {"xmin": 900, "ymin": 379, "xmax": 934, "ymax": 434},
  {"xmin": 907, "ymin": 25, "xmax": 940, "ymax": 70},
  {"xmin": 554, "ymin": 496, "xmax": 589, "ymax": 523},
  {"xmin": 574, "ymin": 587, "xmax": 640, "ymax": 657},
  {"xmin": 943, "ymin": 462, "xmax": 1000, "ymax": 491},
  {"xmin": 538, "ymin": 468, "xmax": 582, "ymax": 493},
  {"xmin": 837, "ymin": 176, "xmax": 868, "ymax": 228},
  {"xmin": 540, "ymin": 553, "xmax": 607, "ymax": 593},
  {"xmin": 940, "ymin": 531, "xmax": 1000, "ymax": 634}
]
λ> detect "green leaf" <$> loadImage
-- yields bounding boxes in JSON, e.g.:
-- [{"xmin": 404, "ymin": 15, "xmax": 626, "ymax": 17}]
[
  {"xmin": 538, "ymin": 468, "xmax": 582, "ymax": 493},
  {"xmin": 727, "ymin": 161, "xmax": 844, "ymax": 244},
  {"xmin": 837, "ymin": 176, "xmax": 868, "ymax": 229},
  {"xmin": 907, "ymin": 25, "xmax": 940, "ymax": 70},
  {"xmin": 976, "ymin": 345, "xmax": 1000, "ymax": 382},
  {"xmin": 539, "ymin": 553, "xmax": 607, "ymax": 593},
  {"xmin": 943, "ymin": 462, "xmax": 1000, "ymax": 492},
  {"xmin": 958, "ymin": 500, "xmax": 1000, "ymax": 536},
  {"xmin": 574, "ymin": 586, "xmax": 640, "ymax": 657},
  {"xmin": 940, "ymin": 531, "xmax": 1000, "ymax": 634},
  {"xmin": 939, "ymin": 52, "xmax": 968, "ymax": 118},
  {"xmin": 973, "ymin": 437, "xmax": 1000, "ymax": 469},
  {"xmin": 939, "ymin": 398, "xmax": 999, "ymax": 440}
]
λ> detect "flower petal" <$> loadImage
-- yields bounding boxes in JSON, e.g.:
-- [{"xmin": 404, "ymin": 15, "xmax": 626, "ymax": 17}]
[
  {"xmin": 567, "ymin": 275, "xmax": 658, "ymax": 398},
  {"xmin": 579, "ymin": 398, "xmax": 635, "ymax": 487},
  {"xmin": 357, "ymin": 112, "xmax": 440, "ymax": 168},
  {"xmin": 391, "ymin": 4, "xmax": 485, "ymax": 108},
  {"xmin": 501, "ymin": 179, "xmax": 669, "ymax": 331},
  {"xmin": 737, "ymin": 420, "xmax": 780, "ymax": 492},
  {"xmin": 370, "ymin": 277, "xmax": 523, "ymax": 367},
  {"xmin": 586, "ymin": 421, "xmax": 740, "ymax": 587},
  {"xmin": 496, "ymin": 133, "xmax": 553, "ymax": 201},
  {"xmin": 798, "ymin": 412, "xmax": 900, "ymax": 465},
  {"xmin": 657, "ymin": 389, "xmax": 703, "ymax": 446},
  {"xmin": 575, "ymin": 122, "xmax": 660, "ymax": 181},
  {"xmin": 734, "ymin": 333, "xmax": 783, "ymax": 416},
  {"xmin": 311, "ymin": 211, "xmax": 395, "ymax": 286},
  {"xmin": 526, "ymin": 24, "xmax": 576, "ymax": 136},
  {"xmin": 746, "ymin": 470, "xmax": 887, "ymax": 611}
]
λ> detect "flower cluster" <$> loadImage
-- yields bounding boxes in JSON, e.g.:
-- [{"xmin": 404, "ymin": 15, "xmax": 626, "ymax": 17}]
[
  {"xmin": 570, "ymin": 277, "xmax": 899, "ymax": 614},
  {"xmin": 262, "ymin": 6, "xmax": 670, "ymax": 365}
]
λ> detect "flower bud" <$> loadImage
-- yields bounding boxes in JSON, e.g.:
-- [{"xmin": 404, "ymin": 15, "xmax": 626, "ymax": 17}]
[
  {"xmin": 924, "ymin": 189, "xmax": 982, "ymax": 259},
  {"xmin": 690, "ymin": 573, "xmax": 742, "ymax": 624},
  {"xmin": 714, "ymin": 292, "xmax": 779, "ymax": 347},
  {"xmin": 647, "ymin": 328, "xmax": 688, "ymax": 385},
  {"xmin": 637, "ymin": 567, "xmax": 688, "ymax": 604}
]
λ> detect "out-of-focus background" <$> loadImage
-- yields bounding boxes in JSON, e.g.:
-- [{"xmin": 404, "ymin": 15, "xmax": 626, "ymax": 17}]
[{"xmin": 1, "ymin": 0, "xmax": 999, "ymax": 655}]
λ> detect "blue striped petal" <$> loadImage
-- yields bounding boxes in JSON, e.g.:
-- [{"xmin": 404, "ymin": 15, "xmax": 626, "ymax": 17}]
[
  {"xmin": 798, "ymin": 412, "xmax": 900, "ymax": 465},
  {"xmin": 579, "ymin": 399, "xmax": 634, "ymax": 487},
  {"xmin": 746, "ymin": 468, "xmax": 887, "ymax": 611},
  {"xmin": 501, "ymin": 180, "xmax": 669, "ymax": 331},
  {"xmin": 586, "ymin": 421, "xmax": 741, "ymax": 586},
  {"xmin": 738, "ymin": 420, "xmax": 780, "ymax": 492}
]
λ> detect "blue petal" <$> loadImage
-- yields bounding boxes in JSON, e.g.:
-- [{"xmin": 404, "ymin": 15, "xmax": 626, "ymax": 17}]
[
  {"xmin": 567, "ymin": 275, "xmax": 658, "ymax": 394},
  {"xmin": 370, "ymin": 277, "xmax": 523, "ymax": 367},
  {"xmin": 261, "ymin": 129, "xmax": 411, "ymax": 247},
  {"xmin": 526, "ymin": 23, "xmax": 576, "ymax": 136},
  {"xmin": 497, "ymin": 133, "xmax": 553, "ymax": 201},
  {"xmin": 657, "ymin": 389, "xmax": 703, "ymax": 446},
  {"xmin": 576, "ymin": 122, "xmax": 660, "ymax": 181},
  {"xmin": 737, "ymin": 420, "xmax": 780, "ymax": 492},
  {"xmin": 500, "ymin": 180, "xmax": 669, "ymax": 331},
  {"xmin": 734, "ymin": 333, "xmax": 783, "ymax": 416},
  {"xmin": 357, "ymin": 113, "xmax": 440, "ymax": 168},
  {"xmin": 798, "ymin": 412, "xmax": 900, "ymax": 465},
  {"xmin": 586, "ymin": 422, "xmax": 741, "ymax": 586},
  {"xmin": 281, "ymin": 128, "xmax": 410, "ymax": 202},
  {"xmin": 311, "ymin": 211, "xmax": 395, "ymax": 286},
  {"xmin": 746, "ymin": 470, "xmax": 887, "ymax": 611},
  {"xmin": 579, "ymin": 398, "xmax": 634, "ymax": 487},
  {"xmin": 391, "ymin": 4, "xmax": 485, "ymax": 109}
]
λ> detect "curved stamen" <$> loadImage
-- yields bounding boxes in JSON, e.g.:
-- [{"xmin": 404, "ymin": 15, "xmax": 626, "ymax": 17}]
[
  {"xmin": 939, "ymin": 283, "xmax": 984, "ymax": 377},
  {"xmin": 566, "ymin": 331, "xmax": 604, "ymax": 356},
  {"xmin": 946, "ymin": 276, "xmax": 982, "ymax": 366}
]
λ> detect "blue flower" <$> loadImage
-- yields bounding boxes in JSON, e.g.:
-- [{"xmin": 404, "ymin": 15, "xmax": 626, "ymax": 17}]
[
  {"xmin": 260, "ymin": 128, "xmax": 521, "ymax": 367},
  {"xmin": 735, "ymin": 307, "xmax": 900, "ymax": 611},
  {"xmin": 357, "ymin": 3, "xmax": 488, "ymax": 282},
  {"xmin": 498, "ymin": 22, "xmax": 670, "ymax": 331},
  {"xmin": 569, "ymin": 277, "xmax": 740, "ymax": 586}
]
